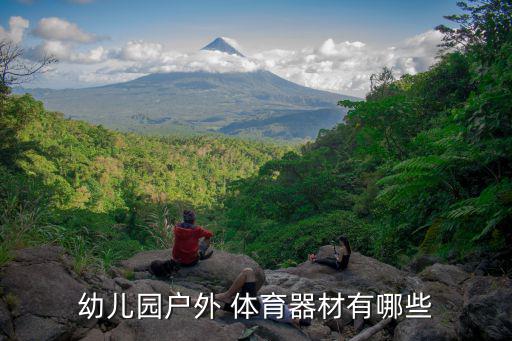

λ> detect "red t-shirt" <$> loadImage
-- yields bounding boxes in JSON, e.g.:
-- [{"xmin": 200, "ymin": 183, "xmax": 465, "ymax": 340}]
[{"xmin": 172, "ymin": 224, "xmax": 213, "ymax": 265}]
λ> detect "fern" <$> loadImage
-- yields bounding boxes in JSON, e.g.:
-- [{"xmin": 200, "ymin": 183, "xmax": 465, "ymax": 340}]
[{"xmin": 443, "ymin": 180, "xmax": 512, "ymax": 241}]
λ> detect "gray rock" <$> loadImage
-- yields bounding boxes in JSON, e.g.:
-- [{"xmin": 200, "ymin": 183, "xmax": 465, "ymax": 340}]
[
  {"xmin": 419, "ymin": 263, "xmax": 470, "ymax": 287},
  {"xmin": 11, "ymin": 245, "xmax": 67, "ymax": 264},
  {"xmin": 114, "ymin": 277, "xmax": 133, "ymax": 290},
  {"xmin": 216, "ymin": 311, "xmax": 310, "ymax": 341},
  {"xmin": 119, "ymin": 249, "xmax": 169, "ymax": 272},
  {"xmin": 120, "ymin": 248, "xmax": 266, "ymax": 292},
  {"xmin": 404, "ymin": 254, "xmax": 441, "ymax": 273},
  {"xmin": 0, "ymin": 301, "xmax": 13, "ymax": 339},
  {"xmin": 323, "ymin": 307, "xmax": 353, "ymax": 331},
  {"xmin": 0, "ymin": 246, "xmax": 94, "ymax": 341},
  {"xmin": 110, "ymin": 316, "xmax": 246, "ymax": 341},
  {"xmin": 79, "ymin": 328, "xmax": 108, "ymax": 341},
  {"xmin": 307, "ymin": 321, "xmax": 332, "ymax": 340},
  {"xmin": 285, "ymin": 250, "xmax": 408, "ymax": 295},
  {"xmin": 0, "ymin": 250, "xmax": 88, "ymax": 320},
  {"xmin": 14, "ymin": 314, "xmax": 69, "ymax": 341},
  {"xmin": 262, "ymin": 247, "xmax": 408, "ymax": 318},
  {"xmin": 394, "ymin": 277, "xmax": 462, "ymax": 341},
  {"xmin": 393, "ymin": 318, "xmax": 457, "ymax": 341},
  {"xmin": 458, "ymin": 276, "xmax": 512, "ymax": 340}
]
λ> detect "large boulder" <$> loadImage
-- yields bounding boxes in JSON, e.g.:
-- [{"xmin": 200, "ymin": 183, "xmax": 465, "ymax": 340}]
[
  {"xmin": 404, "ymin": 254, "xmax": 442, "ymax": 273},
  {"xmin": 277, "ymin": 247, "xmax": 408, "ymax": 295},
  {"xmin": 119, "ymin": 248, "xmax": 266, "ymax": 292},
  {"xmin": 458, "ymin": 276, "xmax": 512, "ymax": 340},
  {"xmin": 419, "ymin": 263, "xmax": 470, "ymax": 287},
  {"xmin": 264, "ymin": 247, "xmax": 411, "ymax": 339},
  {"xmin": 393, "ymin": 318, "xmax": 457, "ymax": 341},
  {"xmin": 0, "ymin": 245, "xmax": 95, "ymax": 341},
  {"xmin": 393, "ymin": 266, "xmax": 467, "ymax": 341},
  {"xmin": 0, "ymin": 300, "xmax": 14, "ymax": 339},
  {"xmin": 216, "ymin": 311, "xmax": 311, "ymax": 341},
  {"xmin": 109, "ymin": 316, "xmax": 246, "ymax": 341}
]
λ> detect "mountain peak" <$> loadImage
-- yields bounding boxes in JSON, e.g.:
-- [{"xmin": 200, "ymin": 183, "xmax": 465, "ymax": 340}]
[{"xmin": 201, "ymin": 37, "xmax": 244, "ymax": 57}]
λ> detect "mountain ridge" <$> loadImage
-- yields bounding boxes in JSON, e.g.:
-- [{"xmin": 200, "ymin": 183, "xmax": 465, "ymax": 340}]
[{"xmin": 16, "ymin": 38, "xmax": 358, "ymax": 140}]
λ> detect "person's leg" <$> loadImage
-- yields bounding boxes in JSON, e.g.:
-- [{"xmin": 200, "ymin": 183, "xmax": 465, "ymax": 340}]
[
  {"xmin": 215, "ymin": 268, "xmax": 255, "ymax": 302},
  {"xmin": 314, "ymin": 257, "xmax": 340, "ymax": 270}
]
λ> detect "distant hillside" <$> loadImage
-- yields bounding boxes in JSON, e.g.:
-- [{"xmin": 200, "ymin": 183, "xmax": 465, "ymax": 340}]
[
  {"xmin": 17, "ymin": 37, "xmax": 359, "ymax": 140},
  {"xmin": 18, "ymin": 70, "xmax": 355, "ymax": 139},
  {"xmin": 220, "ymin": 108, "xmax": 344, "ymax": 139}
]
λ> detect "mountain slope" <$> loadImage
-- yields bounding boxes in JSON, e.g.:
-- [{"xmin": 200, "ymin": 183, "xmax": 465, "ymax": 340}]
[
  {"xmin": 21, "ymin": 70, "xmax": 355, "ymax": 139},
  {"xmin": 18, "ymin": 38, "xmax": 357, "ymax": 140}
]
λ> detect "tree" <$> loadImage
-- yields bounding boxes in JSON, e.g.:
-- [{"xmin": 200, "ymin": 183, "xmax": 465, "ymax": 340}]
[
  {"xmin": 436, "ymin": 0, "xmax": 512, "ymax": 62},
  {"xmin": 0, "ymin": 40, "xmax": 57, "ymax": 94},
  {"xmin": 366, "ymin": 67, "xmax": 397, "ymax": 101}
]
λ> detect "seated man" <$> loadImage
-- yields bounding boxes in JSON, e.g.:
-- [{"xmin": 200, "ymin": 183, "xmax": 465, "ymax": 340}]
[
  {"xmin": 215, "ymin": 268, "xmax": 311, "ymax": 328},
  {"xmin": 172, "ymin": 210, "xmax": 214, "ymax": 266},
  {"xmin": 150, "ymin": 210, "xmax": 213, "ymax": 278}
]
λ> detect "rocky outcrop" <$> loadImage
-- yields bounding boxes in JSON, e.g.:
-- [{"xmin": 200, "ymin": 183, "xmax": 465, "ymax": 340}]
[
  {"xmin": 0, "ymin": 245, "xmax": 276, "ymax": 341},
  {"xmin": 0, "ymin": 246, "xmax": 95, "ymax": 341},
  {"xmin": 119, "ymin": 248, "xmax": 266, "ymax": 292},
  {"xmin": 276, "ymin": 247, "xmax": 408, "ymax": 295},
  {"xmin": 0, "ymin": 244, "xmax": 510, "ymax": 341},
  {"xmin": 458, "ymin": 276, "xmax": 512, "ymax": 340}
]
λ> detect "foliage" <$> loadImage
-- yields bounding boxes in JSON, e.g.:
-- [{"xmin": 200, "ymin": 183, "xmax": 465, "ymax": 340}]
[
  {"xmin": 0, "ymin": 94, "xmax": 285, "ymax": 268},
  {"xmin": 223, "ymin": 0, "xmax": 512, "ymax": 267},
  {"xmin": 1, "ymin": 0, "xmax": 510, "ymax": 273}
]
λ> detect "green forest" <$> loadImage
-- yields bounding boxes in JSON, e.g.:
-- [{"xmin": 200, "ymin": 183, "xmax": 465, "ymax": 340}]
[
  {"xmin": 0, "ymin": 95, "xmax": 286, "ymax": 271},
  {"xmin": 220, "ymin": 1, "xmax": 512, "ymax": 268},
  {"xmin": 1, "ymin": 1, "xmax": 511, "ymax": 273}
]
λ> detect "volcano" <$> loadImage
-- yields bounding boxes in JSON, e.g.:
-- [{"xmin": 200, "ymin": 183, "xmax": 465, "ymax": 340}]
[
  {"xmin": 18, "ymin": 38, "xmax": 357, "ymax": 140},
  {"xmin": 201, "ymin": 37, "xmax": 245, "ymax": 57}
]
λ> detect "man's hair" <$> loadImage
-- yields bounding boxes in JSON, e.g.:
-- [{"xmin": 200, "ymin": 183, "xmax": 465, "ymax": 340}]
[{"xmin": 183, "ymin": 210, "xmax": 196, "ymax": 223}]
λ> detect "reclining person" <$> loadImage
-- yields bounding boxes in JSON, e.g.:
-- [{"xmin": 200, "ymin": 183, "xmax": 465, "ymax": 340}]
[
  {"xmin": 172, "ymin": 210, "xmax": 214, "ymax": 266},
  {"xmin": 215, "ymin": 268, "xmax": 311, "ymax": 328},
  {"xmin": 308, "ymin": 235, "xmax": 351, "ymax": 271}
]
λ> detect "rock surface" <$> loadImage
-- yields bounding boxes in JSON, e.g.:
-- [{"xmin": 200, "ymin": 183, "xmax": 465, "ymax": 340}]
[
  {"xmin": 0, "ymin": 246, "xmax": 94, "ymax": 341},
  {"xmin": 120, "ymin": 248, "xmax": 266, "ymax": 292},
  {"xmin": 0, "ymin": 244, "xmax": 510, "ymax": 341},
  {"xmin": 458, "ymin": 276, "xmax": 512, "ymax": 340}
]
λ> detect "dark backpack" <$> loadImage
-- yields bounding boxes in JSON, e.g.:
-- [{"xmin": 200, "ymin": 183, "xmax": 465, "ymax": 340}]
[{"xmin": 149, "ymin": 259, "xmax": 180, "ymax": 278}]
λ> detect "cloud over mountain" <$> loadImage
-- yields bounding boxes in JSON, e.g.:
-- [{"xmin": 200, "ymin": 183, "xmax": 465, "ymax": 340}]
[
  {"xmin": 8, "ymin": 13, "xmax": 443, "ymax": 96},
  {"xmin": 253, "ymin": 30, "xmax": 443, "ymax": 95}
]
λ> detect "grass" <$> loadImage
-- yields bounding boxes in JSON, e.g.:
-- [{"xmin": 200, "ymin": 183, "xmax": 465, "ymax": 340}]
[
  {"xmin": 5, "ymin": 292, "xmax": 19, "ymax": 312},
  {"xmin": 0, "ymin": 244, "xmax": 12, "ymax": 266},
  {"xmin": 122, "ymin": 269, "xmax": 135, "ymax": 280}
]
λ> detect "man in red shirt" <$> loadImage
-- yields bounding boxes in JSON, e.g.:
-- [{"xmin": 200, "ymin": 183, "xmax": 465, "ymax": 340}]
[{"xmin": 172, "ymin": 210, "xmax": 213, "ymax": 266}]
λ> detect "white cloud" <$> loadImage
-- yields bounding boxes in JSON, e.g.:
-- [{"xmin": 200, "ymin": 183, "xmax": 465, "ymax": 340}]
[
  {"xmin": 28, "ymin": 30, "xmax": 443, "ymax": 96},
  {"xmin": 252, "ymin": 30, "xmax": 443, "ymax": 96},
  {"xmin": 28, "ymin": 41, "xmax": 108, "ymax": 64},
  {"xmin": 113, "ymin": 41, "xmax": 164, "ymax": 62},
  {"xmin": 108, "ymin": 40, "xmax": 259, "ymax": 74},
  {"xmin": 32, "ymin": 17, "xmax": 104, "ymax": 43},
  {"xmin": 0, "ymin": 16, "xmax": 30, "ymax": 43}
]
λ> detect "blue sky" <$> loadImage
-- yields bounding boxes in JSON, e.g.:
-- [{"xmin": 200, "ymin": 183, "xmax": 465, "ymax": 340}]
[
  {"xmin": 1, "ymin": 0, "xmax": 462, "ymax": 96},
  {"xmin": 3, "ymin": 0, "xmax": 459, "ymax": 50}
]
